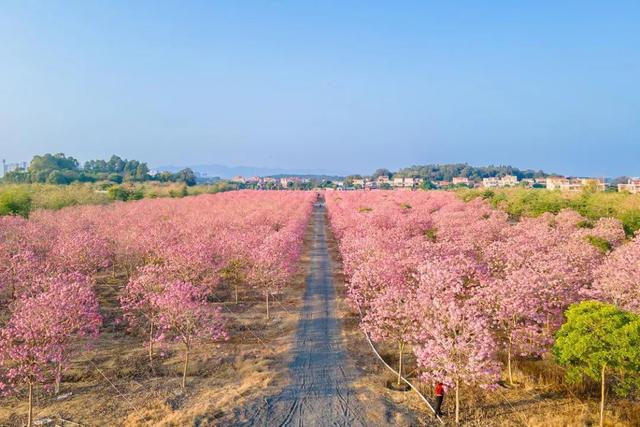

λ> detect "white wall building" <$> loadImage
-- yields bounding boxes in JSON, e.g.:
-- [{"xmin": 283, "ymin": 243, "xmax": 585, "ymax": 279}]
[{"xmin": 618, "ymin": 178, "xmax": 640, "ymax": 194}]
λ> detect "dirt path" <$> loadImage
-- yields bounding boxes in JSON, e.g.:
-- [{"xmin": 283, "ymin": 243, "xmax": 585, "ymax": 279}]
[{"xmin": 240, "ymin": 200, "xmax": 370, "ymax": 426}]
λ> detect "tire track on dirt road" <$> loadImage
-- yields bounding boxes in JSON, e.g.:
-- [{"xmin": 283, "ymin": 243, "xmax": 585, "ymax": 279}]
[{"xmin": 240, "ymin": 199, "xmax": 370, "ymax": 427}]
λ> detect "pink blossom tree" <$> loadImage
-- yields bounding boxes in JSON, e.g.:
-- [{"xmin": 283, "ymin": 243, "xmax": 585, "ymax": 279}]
[
  {"xmin": 153, "ymin": 281, "xmax": 228, "ymax": 387},
  {"xmin": 362, "ymin": 283, "xmax": 418, "ymax": 387},
  {"xmin": 120, "ymin": 265, "xmax": 169, "ymax": 369},
  {"xmin": 0, "ymin": 274, "xmax": 101, "ymax": 426},
  {"xmin": 412, "ymin": 258, "xmax": 501, "ymax": 424},
  {"xmin": 593, "ymin": 233, "xmax": 640, "ymax": 313},
  {"xmin": 249, "ymin": 231, "xmax": 299, "ymax": 319},
  {"xmin": 220, "ymin": 257, "xmax": 248, "ymax": 304}
]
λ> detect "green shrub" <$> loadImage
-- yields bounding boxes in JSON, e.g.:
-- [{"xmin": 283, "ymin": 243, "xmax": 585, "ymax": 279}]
[
  {"xmin": 586, "ymin": 235, "xmax": 612, "ymax": 254},
  {"xmin": 621, "ymin": 209, "xmax": 640, "ymax": 236},
  {"xmin": 0, "ymin": 187, "xmax": 32, "ymax": 217},
  {"xmin": 458, "ymin": 188, "xmax": 640, "ymax": 236}
]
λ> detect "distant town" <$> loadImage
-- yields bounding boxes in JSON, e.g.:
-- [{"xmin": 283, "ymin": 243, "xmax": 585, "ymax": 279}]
[
  {"xmin": 2, "ymin": 157, "xmax": 639, "ymax": 193},
  {"xmin": 229, "ymin": 174, "xmax": 640, "ymax": 193}
]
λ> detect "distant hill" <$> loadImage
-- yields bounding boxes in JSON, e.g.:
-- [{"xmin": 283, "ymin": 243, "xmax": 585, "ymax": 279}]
[
  {"xmin": 394, "ymin": 163, "xmax": 552, "ymax": 181},
  {"xmin": 156, "ymin": 164, "xmax": 348, "ymax": 179}
]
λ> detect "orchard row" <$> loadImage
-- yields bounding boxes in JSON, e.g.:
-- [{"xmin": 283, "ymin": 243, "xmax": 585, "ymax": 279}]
[
  {"xmin": 0, "ymin": 191, "xmax": 315, "ymax": 423},
  {"xmin": 325, "ymin": 191, "xmax": 640, "ymax": 423}
]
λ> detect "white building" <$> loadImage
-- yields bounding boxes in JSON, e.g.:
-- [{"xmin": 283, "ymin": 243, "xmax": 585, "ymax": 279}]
[
  {"xmin": 403, "ymin": 177, "xmax": 416, "ymax": 188},
  {"xmin": 618, "ymin": 178, "xmax": 640, "ymax": 194},
  {"xmin": 482, "ymin": 177, "xmax": 500, "ymax": 188},
  {"xmin": 546, "ymin": 177, "xmax": 605, "ymax": 192},
  {"xmin": 376, "ymin": 176, "xmax": 390, "ymax": 185},
  {"xmin": 452, "ymin": 177, "xmax": 471, "ymax": 186},
  {"xmin": 353, "ymin": 178, "xmax": 366, "ymax": 187},
  {"xmin": 482, "ymin": 175, "xmax": 519, "ymax": 188},
  {"xmin": 500, "ymin": 175, "xmax": 519, "ymax": 187}
]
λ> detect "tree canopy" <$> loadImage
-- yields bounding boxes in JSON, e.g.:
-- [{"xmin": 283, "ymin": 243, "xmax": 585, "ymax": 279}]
[
  {"xmin": 3, "ymin": 154, "xmax": 195, "ymax": 186},
  {"xmin": 394, "ymin": 163, "xmax": 549, "ymax": 181},
  {"xmin": 553, "ymin": 301, "xmax": 640, "ymax": 426}
]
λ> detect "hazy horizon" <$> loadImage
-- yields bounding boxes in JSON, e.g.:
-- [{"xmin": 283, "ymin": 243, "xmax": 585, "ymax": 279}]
[{"xmin": 1, "ymin": 2, "xmax": 639, "ymax": 177}]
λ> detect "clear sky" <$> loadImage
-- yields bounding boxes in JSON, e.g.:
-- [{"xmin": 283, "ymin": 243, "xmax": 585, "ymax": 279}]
[{"xmin": 1, "ymin": 1, "xmax": 638, "ymax": 176}]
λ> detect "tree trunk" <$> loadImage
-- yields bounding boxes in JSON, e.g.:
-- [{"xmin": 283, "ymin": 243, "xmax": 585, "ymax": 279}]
[
  {"xmin": 455, "ymin": 378, "xmax": 460, "ymax": 424},
  {"xmin": 55, "ymin": 362, "xmax": 62, "ymax": 395},
  {"xmin": 507, "ymin": 339, "xmax": 513, "ymax": 386},
  {"xmin": 600, "ymin": 363, "xmax": 606, "ymax": 427},
  {"xmin": 235, "ymin": 283, "xmax": 239, "ymax": 305},
  {"xmin": 182, "ymin": 344, "xmax": 190, "ymax": 389},
  {"xmin": 27, "ymin": 382, "xmax": 33, "ymax": 427},
  {"xmin": 397, "ymin": 342, "xmax": 404, "ymax": 386},
  {"xmin": 266, "ymin": 291, "xmax": 270, "ymax": 319},
  {"xmin": 148, "ymin": 322, "xmax": 155, "ymax": 373}
]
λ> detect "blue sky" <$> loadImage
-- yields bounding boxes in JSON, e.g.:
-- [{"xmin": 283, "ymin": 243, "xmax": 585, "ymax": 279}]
[{"xmin": 0, "ymin": 1, "xmax": 638, "ymax": 176}]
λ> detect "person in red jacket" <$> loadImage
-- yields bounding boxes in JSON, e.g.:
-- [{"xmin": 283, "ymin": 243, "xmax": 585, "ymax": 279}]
[{"xmin": 434, "ymin": 382, "xmax": 445, "ymax": 417}]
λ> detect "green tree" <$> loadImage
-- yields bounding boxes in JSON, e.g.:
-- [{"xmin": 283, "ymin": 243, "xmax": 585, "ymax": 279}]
[
  {"xmin": 0, "ymin": 187, "xmax": 32, "ymax": 217},
  {"xmin": 107, "ymin": 173, "xmax": 123, "ymax": 183},
  {"xmin": 371, "ymin": 168, "xmax": 392, "ymax": 179},
  {"xmin": 553, "ymin": 301, "xmax": 640, "ymax": 427},
  {"xmin": 29, "ymin": 153, "xmax": 79, "ymax": 175},
  {"xmin": 176, "ymin": 168, "xmax": 197, "ymax": 186},
  {"xmin": 107, "ymin": 155, "xmax": 126, "ymax": 173},
  {"xmin": 420, "ymin": 180, "xmax": 436, "ymax": 190},
  {"xmin": 2, "ymin": 170, "xmax": 31, "ymax": 183},
  {"xmin": 135, "ymin": 163, "xmax": 149, "ymax": 181}
]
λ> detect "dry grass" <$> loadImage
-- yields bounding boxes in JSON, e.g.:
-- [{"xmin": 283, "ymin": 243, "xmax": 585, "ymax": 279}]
[{"xmin": 0, "ymin": 229, "xmax": 312, "ymax": 427}]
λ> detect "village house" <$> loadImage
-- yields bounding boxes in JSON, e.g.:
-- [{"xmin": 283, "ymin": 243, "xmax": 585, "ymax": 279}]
[
  {"xmin": 618, "ymin": 178, "xmax": 640, "ymax": 194},
  {"xmin": 376, "ymin": 175, "xmax": 390, "ymax": 185},
  {"xmin": 546, "ymin": 177, "xmax": 605, "ymax": 192},
  {"xmin": 482, "ymin": 177, "xmax": 500, "ymax": 188},
  {"xmin": 353, "ymin": 178, "xmax": 366, "ymax": 187},
  {"xmin": 500, "ymin": 175, "xmax": 519, "ymax": 186},
  {"xmin": 231, "ymin": 176, "xmax": 246, "ymax": 183},
  {"xmin": 452, "ymin": 177, "xmax": 471, "ymax": 186},
  {"xmin": 403, "ymin": 177, "xmax": 416, "ymax": 188},
  {"xmin": 393, "ymin": 177, "xmax": 405, "ymax": 187},
  {"xmin": 482, "ymin": 175, "xmax": 519, "ymax": 188}
]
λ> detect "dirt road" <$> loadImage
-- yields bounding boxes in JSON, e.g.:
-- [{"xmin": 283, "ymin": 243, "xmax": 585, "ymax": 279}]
[{"xmin": 240, "ymin": 200, "xmax": 370, "ymax": 426}]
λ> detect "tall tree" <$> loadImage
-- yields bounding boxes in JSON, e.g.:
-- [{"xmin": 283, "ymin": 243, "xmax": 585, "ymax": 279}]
[{"xmin": 553, "ymin": 301, "xmax": 640, "ymax": 427}]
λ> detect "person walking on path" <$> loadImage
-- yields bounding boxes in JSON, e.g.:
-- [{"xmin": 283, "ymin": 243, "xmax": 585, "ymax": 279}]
[{"xmin": 434, "ymin": 382, "xmax": 445, "ymax": 417}]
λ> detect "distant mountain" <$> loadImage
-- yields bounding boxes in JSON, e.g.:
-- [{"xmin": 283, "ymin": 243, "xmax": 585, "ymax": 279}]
[{"xmin": 155, "ymin": 164, "xmax": 348, "ymax": 179}]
